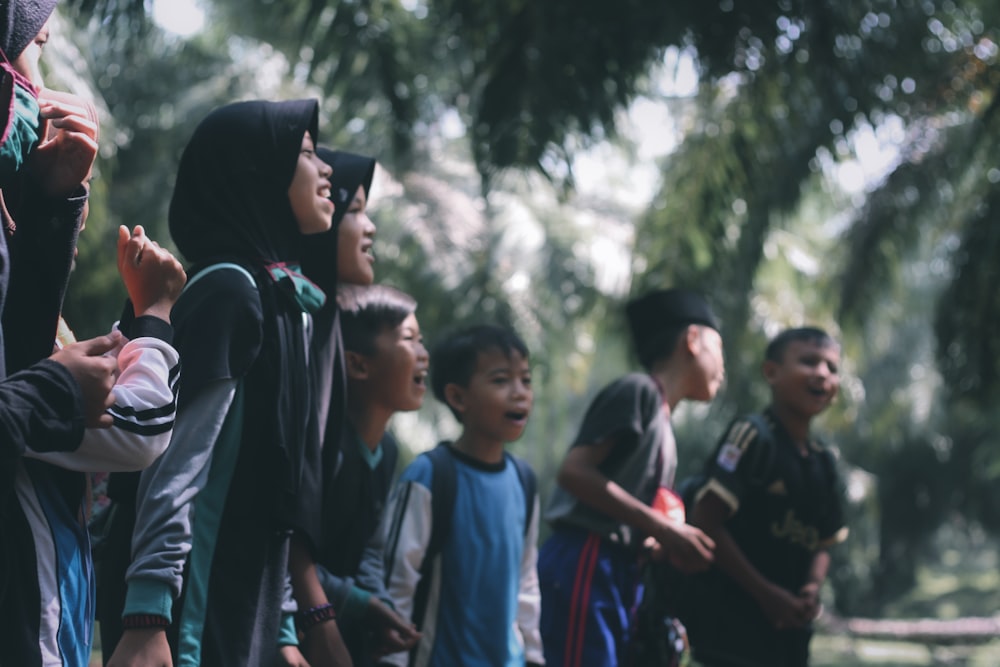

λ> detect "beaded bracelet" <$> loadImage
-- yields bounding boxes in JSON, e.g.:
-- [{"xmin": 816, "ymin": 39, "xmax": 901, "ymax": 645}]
[
  {"xmin": 121, "ymin": 613, "xmax": 170, "ymax": 630},
  {"xmin": 297, "ymin": 602, "xmax": 337, "ymax": 631}
]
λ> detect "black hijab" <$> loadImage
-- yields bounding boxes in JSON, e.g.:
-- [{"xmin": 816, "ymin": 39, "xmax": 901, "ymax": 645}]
[
  {"xmin": 170, "ymin": 99, "xmax": 319, "ymax": 266},
  {"xmin": 169, "ymin": 99, "xmax": 323, "ymax": 534},
  {"xmin": 0, "ymin": 0, "xmax": 56, "ymax": 60},
  {"xmin": 300, "ymin": 148, "xmax": 376, "ymax": 294},
  {"xmin": 300, "ymin": 149, "xmax": 376, "ymax": 546}
]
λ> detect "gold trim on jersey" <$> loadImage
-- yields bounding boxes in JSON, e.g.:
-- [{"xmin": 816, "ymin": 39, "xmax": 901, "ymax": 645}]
[{"xmin": 696, "ymin": 478, "xmax": 739, "ymax": 515}]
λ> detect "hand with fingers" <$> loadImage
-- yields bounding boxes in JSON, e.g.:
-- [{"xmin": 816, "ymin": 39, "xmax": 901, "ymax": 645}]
[
  {"xmin": 656, "ymin": 519, "xmax": 716, "ymax": 574},
  {"xmin": 28, "ymin": 94, "xmax": 99, "ymax": 198},
  {"xmin": 49, "ymin": 332, "xmax": 120, "ymax": 428},
  {"xmin": 368, "ymin": 597, "xmax": 420, "ymax": 658},
  {"xmin": 106, "ymin": 628, "xmax": 173, "ymax": 667},
  {"xmin": 117, "ymin": 225, "xmax": 187, "ymax": 323},
  {"xmin": 757, "ymin": 581, "xmax": 812, "ymax": 631}
]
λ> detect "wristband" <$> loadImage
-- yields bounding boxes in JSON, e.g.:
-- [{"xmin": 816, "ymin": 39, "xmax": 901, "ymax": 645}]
[
  {"xmin": 297, "ymin": 603, "xmax": 337, "ymax": 631},
  {"xmin": 121, "ymin": 613, "xmax": 170, "ymax": 630}
]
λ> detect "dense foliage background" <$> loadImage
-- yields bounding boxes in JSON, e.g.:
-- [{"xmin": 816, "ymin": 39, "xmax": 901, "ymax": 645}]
[{"xmin": 48, "ymin": 0, "xmax": 999, "ymax": 617}]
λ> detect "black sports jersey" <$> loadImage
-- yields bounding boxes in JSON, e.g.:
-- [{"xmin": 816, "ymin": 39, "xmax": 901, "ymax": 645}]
[
  {"xmin": 698, "ymin": 410, "xmax": 846, "ymax": 592},
  {"xmin": 687, "ymin": 410, "xmax": 848, "ymax": 667}
]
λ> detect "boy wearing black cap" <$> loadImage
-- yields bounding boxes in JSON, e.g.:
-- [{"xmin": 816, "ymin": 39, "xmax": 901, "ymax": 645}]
[
  {"xmin": 685, "ymin": 327, "xmax": 847, "ymax": 667},
  {"xmin": 538, "ymin": 287, "xmax": 725, "ymax": 667}
]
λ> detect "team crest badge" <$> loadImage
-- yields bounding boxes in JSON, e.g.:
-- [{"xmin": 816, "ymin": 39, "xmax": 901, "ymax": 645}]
[{"xmin": 717, "ymin": 442, "xmax": 743, "ymax": 472}]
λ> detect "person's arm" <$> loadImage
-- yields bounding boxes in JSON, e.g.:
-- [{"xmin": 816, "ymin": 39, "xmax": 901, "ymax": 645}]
[
  {"xmin": 351, "ymin": 529, "xmax": 421, "ymax": 658},
  {"xmin": 2, "ymin": 180, "xmax": 88, "ymax": 374},
  {"xmin": 315, "ymin": 562, "xmax": 357, "ymax": 616},
  {"xmin": 518, "ymin": 493, "xmax": 544, "ymax": 667},
  {"xmin": 288, "ymin": 536, "xmax": 354, "ymax": 667},
  {"xmin": 0, "ymin": 358, "xmax": 85, "ymax": 461},
  {"xmin": 797, "ymin": 549, "xmax": 830, "ymax": 622},
  {"xmin": 107, "ymin": 380, "xmax": 236, "ymax": 667},
  {"xmin": 558, "ymin": 437, "xmax": 714, "ymax": 572},
  {"xmin": 378, "ymin": 475, "xmax": 434, "ymax": 667},
  {"xmin": 0, "ymin": 329, "xmax": 125, "ymax": 462},
  {"xmin": 690, "ymin": 490, "xmax": 809, "ymax": 629},
  {"xmin": 26, "ymin": 322, "xmax": 179, "ymax": 472}
]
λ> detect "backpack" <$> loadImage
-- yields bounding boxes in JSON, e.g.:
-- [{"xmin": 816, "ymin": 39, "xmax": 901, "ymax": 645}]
[
  {"xmin": 629, "ymin": 413, "xmax": 777, "ymax": 667},
  {"xmin": 410, "ymin": 442, "xmax": 537, "ymax": 631}
]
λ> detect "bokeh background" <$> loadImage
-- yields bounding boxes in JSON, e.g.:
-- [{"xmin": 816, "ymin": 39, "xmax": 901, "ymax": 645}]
[{"xmin": 40, "ymin": 1, "xmax": 1000, "ymax": 662}]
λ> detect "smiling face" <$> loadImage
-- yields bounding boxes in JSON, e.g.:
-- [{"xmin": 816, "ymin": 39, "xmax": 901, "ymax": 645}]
[
  {"xmin": 337, "ymin": 184, "xmax": 376, "ymax": 285},
  {"xmin": 446, "ymin": 347, "xmax": 533, "ymax": 445},
  {"xmin": 287, "ymin": 132, "xmax": 334, "ymax": 236},
  {"xmin": 764, "ymin": 338, "xmax": 840, "ymax": 418},
  {"xmin": 354, "ymin": 313, "xmax": 429, "ymax": 413}
]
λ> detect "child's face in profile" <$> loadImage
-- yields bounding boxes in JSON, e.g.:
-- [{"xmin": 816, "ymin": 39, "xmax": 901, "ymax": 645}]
[
  {"xmin": 765, "ymin": 338, "xmax": 840, "ymax": 417},
  {"xmin": 689, "ymin": 325, "xmax": 725, "ymax": 401},
  {"xmin": 362, "ymin": 313, "xmax": 429, "ymax": 413},
  {"xmin": 452, "ymin": 347, "xmax": 533, "ymax": 444},
  {"xmin": 12, "ymin": 20, "xmax": 49, "ymax": 86},
  {"xmin": 288, "ymin": 132, "xmax": 334, "ymax": 236},
  {"xmin": 337, "ymin": 185, "xmax": 376, "ymax": 285}
]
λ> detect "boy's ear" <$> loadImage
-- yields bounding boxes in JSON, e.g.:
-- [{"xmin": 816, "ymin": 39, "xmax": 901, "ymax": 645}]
[
  {"xmin": 683, "ymin": 324, "xmax": 700, "ymax": 356},
  {"xmin": 762, "ymin": 359, "xmax": 779, "ymax": 385},
  {"xmin": 443, "ymin": 382, "xmax": 466, "ymax": 416},
  {"xmin": 345, "ymin": 350, "xmax": 369, "ymax": 380}
]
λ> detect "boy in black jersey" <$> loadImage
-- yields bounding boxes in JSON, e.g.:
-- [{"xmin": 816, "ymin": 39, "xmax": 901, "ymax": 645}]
[{"xmin": 688, "ymin": 327, "xmax": 848, "ymax": 667}]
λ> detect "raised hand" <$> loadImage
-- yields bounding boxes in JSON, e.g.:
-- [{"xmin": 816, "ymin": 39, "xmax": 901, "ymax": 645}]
[
  {"xmin": 49, "ymin": 333, "xmax": 120, "ymax": 428},
  {"xmin": 117, "ymin": 225, "xmax": 187, "ymax": 322},
  {"xmin": 29, "ymin": 93, "xmax": 99, "ymax": 198}
]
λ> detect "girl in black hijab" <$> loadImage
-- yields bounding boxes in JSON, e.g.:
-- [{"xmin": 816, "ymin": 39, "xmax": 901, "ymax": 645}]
[
  {"xmin": 104, "ymin": 99, "xmax": 351, "ymax": 667},
  {"xmin": 289, "ymin": 148, "xmax": 379, "ymax": 664}
]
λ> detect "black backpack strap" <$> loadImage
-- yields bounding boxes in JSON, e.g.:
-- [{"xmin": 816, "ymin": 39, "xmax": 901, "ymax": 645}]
[
  {"xmin": 411, "ymin": 442, "xmax": 457, "ymax": 634},
  {"xmin": 508, "ymin": 454, "xmax": 538, "ymax": 536},
  {"xmin": 424, "ymin": 442, "xmax": 458, "ymax": 560}
]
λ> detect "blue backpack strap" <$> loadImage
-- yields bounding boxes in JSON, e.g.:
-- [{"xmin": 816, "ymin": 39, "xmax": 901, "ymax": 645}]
[
  {"xmin": 508, "ymin": 454, "xmax": 538, "ymax": 536},
  {"xmin": 182, "ymin": 261, "xmax": 256, "ymax": 295}
]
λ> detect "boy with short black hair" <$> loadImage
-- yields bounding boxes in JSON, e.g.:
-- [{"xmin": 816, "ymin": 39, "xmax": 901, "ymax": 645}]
[
  {"xmin": 380, "ymin": 324, "xmax": 543, "ymax": 667},
  {"xmin": 687, "ymin": 326, "xmax": 848, "ymax": 667},
  {"xmin": 314, "ymin": 283, "xmax": 425, "ymax": 665},
  {"xmin": 538, "ymin": 287, "xmax": 724, "ymax": 667}
]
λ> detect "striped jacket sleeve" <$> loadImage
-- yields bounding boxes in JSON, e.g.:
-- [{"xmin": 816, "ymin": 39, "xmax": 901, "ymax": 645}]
[{"xmin": 25, "ymin": 331, "xmax": 180, "ymax": 472}]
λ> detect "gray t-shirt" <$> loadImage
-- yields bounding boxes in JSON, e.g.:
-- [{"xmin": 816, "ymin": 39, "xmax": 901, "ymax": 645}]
[{"xmin": 544, "ymin": 373, "xmax": 676, "ymax": 549}]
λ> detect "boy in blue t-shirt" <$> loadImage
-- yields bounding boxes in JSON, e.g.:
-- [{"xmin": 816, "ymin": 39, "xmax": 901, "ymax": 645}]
[{"xmin": 380, "ymin": 324, "xmax": 543, "ymax": 667}]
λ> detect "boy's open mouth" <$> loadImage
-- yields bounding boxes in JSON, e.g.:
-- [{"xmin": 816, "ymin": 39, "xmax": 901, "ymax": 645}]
[{"xmin": 505, "ymin": 411, "xmax": 528, "ymax": 421}]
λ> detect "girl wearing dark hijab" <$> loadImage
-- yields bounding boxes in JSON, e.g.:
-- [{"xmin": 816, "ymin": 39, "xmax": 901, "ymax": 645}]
[
  {"xmin": 296, "ymin": 150, "xmax": 421, "ymax": 666},
  {"xmin": 287, "ymin": 149, "xmax": 378, "ymax": 664},
  {"xmin": 104, "ymin": 100, "xmax": 351, "ymax": 667}
]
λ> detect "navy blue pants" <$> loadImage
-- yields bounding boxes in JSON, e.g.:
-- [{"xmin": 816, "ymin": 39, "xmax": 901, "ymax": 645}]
[{"xmin": 538, "ymin": 527, "xmax": 640, "ymax": 667}]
